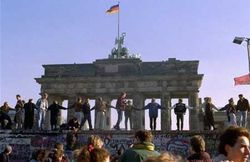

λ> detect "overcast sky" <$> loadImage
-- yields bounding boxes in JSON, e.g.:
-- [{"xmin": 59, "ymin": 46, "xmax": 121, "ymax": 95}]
[{"xmin": 1, "ymin": 0, "xmax": 250, "ymax": 129}]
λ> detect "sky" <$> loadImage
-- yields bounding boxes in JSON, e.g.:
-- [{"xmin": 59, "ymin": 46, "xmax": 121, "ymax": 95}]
[{"xmin": 1, "ymin": 0, "xmax": 250, "ymax": 130}]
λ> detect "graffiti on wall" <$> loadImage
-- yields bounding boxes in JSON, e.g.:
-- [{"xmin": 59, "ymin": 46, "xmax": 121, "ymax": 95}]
[{"xmin": 0, "ymin": 132, "xmax": 220, "ymax": 162}]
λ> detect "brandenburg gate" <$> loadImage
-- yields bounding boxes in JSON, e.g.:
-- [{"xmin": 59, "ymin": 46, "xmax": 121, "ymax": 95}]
[{"xmin": 35, "ymin": 57, "xmax": 204, "ymax": 131}]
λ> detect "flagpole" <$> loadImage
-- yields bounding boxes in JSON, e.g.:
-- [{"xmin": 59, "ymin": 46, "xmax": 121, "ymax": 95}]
[
  {"xmin": 117, "ymin": 1, "xmax": 120, "ymax": 58},
  {"xmin": 247, "ymin": 38, "xmax": 250, "ymax": 73}
]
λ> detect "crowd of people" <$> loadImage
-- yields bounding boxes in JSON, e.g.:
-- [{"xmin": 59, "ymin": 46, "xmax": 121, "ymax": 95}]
[
  {"xmin": 0, "ymin": 92, "xmax": 249, "ymax": 131},
  {"xmin": 1, "ymin": 126, "xmax": 250, "ymax": 162}
]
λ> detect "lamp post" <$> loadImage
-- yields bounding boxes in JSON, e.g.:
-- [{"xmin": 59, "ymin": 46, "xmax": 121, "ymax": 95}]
[{"xmin": 233, "ymin": 37, "xmax": 250, "ymax": 73}]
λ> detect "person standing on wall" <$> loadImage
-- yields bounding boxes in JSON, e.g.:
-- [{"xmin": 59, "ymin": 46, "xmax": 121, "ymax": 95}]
[
  {"xmin": 200, "ymin": 97, "xmax": 218, "ymax": 130},
  {"xmin": 171, "ymin": 98, "xmax": 192, "ymax": 131},
  {"xmin": 14, "ymin": 94, "xmax": 25, "ymax": 130},
  {"xmin": 23, "ymin": 99, "xmax": 37, "ymax": 130},
  {"xmin": 236, "ymin": 94, "xmax": 250, "ymax": 128},
  {"xmin": 80, "ymin": 98, "xmax": 93, "ymax": 130},
  {"xmin": 204, "ymin": 97, "xmax": 218, "ymax": 130},
  {"xmin": 220, "ymin": 98, "xmax": 237, "ymax": 126},
  {"xmin": 143, "ymin": 98, "xmax": 164, "ymax": 131},
  {"xmin": 114, "ymin": 92, "xmax": 127, "ymax": 130},
  {"xmin": 124, "ymin": 100, "xmax": 140, "ymax": 130},
  {"xmin": 47, "ymin": 100, "xmax": 67, "ymax": 130},
  {"xmin": 68, "ymin": 97, "xmax": 84, "ymax": 128},
  {"xmin": 91, "ymin": 97, "xmax": 114, "ymax": 130},
  {"xmin": 36, "ymin": 93, "xmax": 48, "ymax": 130}
]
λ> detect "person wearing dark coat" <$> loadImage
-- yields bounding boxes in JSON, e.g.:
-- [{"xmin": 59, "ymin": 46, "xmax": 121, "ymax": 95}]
[
  {"xmin": 24, "ymin": 99, "xmax": 37, "ymax": 130},
  {"xmin": 0, "ymin": 102, "xmax": 14, "ymax": 129},
  {"xmin": 80, "ymin": 98, "xmax": 93, "ymax": 130},
  {"xmin": 204, "ymin": 98, "xmax": 218, "ymax": 130},
  {"xmin": 236, "ymin": 94, "xmax": 250, "ymax": 128},
  {"xmin": 48, "ymin": 101, "xmax": 67, "ymax": 130},
  {"xmin": 171, "ymin": 98, "xmax": 192, "ymax": 131}
]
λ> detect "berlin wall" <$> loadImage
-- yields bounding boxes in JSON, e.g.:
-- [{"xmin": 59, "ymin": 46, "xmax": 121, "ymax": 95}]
[{"xmin": 0, "ymin": 131, "xmax": 220, "ymax": 162}]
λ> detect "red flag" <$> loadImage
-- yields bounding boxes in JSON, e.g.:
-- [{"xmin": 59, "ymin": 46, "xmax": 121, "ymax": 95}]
[
  {"xmin": 234, "ymin": 73, "xmax": 250, "ymax": 85},
  {"xmin": 106, "ymin": 4, "xmax": 119, "ymax": 14}
]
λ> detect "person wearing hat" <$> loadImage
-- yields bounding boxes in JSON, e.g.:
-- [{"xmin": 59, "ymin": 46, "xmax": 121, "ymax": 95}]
[
  {"xmin": 0, "ymin": 145, "xmax": 12, "ymax": 162},
  {"xmin": 221, "ymin": 98, "xmax": 237, "ymax": 126},
  {"xmin": 236, "ymin": 94, "xmax": 250, "ymax": 128}
]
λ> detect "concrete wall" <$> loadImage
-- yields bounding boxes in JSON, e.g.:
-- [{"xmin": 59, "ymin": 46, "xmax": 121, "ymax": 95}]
[{"xmin": 0, "ymin": 130, "xmax": 221, "ymax": 162}]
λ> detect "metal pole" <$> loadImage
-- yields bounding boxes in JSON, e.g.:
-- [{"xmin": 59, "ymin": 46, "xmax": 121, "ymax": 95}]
[
  {"xmin": 246, "ymin": 38, "xmax": 250, "ymax": 73},
  {"xmin": 117, "ymin": 1, "xmax": 120, "ymax": 58}
]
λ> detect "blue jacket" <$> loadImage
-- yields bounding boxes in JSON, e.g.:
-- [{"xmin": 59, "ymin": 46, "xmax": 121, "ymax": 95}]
[{"xmin": 144, "ymin": 102, "xmax": 162, "ymax": 118}]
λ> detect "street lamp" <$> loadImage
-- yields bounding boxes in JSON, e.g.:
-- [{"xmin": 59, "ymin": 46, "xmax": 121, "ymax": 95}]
[{"xmin": 233, "ymin": 36, "xmax": 250, "ymax": 72}]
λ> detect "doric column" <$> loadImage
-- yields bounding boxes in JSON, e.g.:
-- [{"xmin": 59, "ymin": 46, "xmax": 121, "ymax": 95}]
[
  {"xmin": 132, "ymin": 93, "xmax": 145, "ymax": 130},
  {"xmin": 161, "ymin": 93, "xmax": 171, "ymax": 131},
  {"xmin": 188, "ymin": 92, "xmax": 200, "ymax": 131}
]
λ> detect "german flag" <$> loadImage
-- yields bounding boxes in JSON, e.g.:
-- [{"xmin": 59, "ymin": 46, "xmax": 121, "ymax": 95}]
[{"xmin": 106, "ymin": 4, "xmax": 119, "ymax": 14}]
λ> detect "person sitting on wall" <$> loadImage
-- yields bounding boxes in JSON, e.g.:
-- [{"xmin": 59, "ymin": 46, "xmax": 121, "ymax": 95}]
[{"xmin": 68, "ymin": 117, "xmax": 80, "ymax": 131}]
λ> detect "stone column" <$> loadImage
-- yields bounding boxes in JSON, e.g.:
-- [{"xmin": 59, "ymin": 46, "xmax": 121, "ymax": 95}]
[
  {"xmin": 161, "ymin": 93, "xmax": 171, "ymax": 131},
  {"xmin": 67, "ymin": 97, "xmax": 76, "ymax": 122},
  {"xmin": 103, "ymin": 96, "xmax": 112, "ymax": 130},
  {"xmin": 132, "ymin": 93, "xmax": 145, "ymax": 130},
  {"xmin": 188, "ymin": 92, "xmax": 200, "ymax": 131}
]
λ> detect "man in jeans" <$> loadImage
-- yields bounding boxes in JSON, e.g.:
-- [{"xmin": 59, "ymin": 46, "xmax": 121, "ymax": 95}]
[
  {"xmin": 36, "ymin": 93, "xmax": 48, "ymax": 130},
  {"xmin": 114, "ymin": 92, "xmax": 127, "ymax": 130},
  {"xmin": 236, "ymin": 94, "xmax": 250, "ymax": 128}
]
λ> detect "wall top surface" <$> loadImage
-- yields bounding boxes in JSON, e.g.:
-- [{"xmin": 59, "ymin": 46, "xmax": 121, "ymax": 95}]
[{"xmin": 40, "ymin": 58, "xmax": 202, "ymax": 78}]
